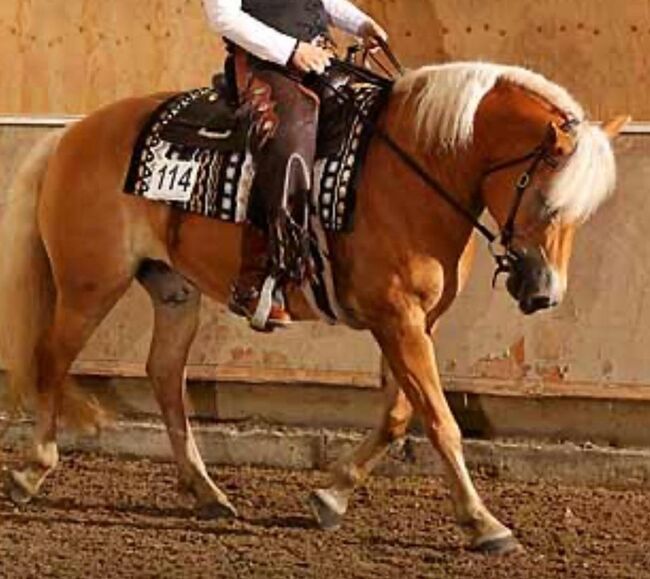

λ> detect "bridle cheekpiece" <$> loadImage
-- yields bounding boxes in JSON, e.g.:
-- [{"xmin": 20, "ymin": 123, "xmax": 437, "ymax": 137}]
[{"xmin": 483, "ymin": 117, "xmax": 580, "ymax": 286}]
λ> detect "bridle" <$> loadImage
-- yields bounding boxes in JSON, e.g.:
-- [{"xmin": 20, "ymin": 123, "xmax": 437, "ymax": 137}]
[
  {"xmin": 283, "ymin": 41, "xmax": 581, "ymax": 284},
  {"xmin": 351, "ymin": 84, "xmax": 579, "ymax": 284},
  {"xmin": 480, "ymin": 117, "xmax": 579, "ymax": 284},
  {"xmin": 315, "ymin": 46, "xmax": 580, "ymax": 285}
]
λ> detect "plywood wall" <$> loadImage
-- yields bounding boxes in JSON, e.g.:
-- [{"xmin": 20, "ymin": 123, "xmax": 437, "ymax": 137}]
[{"xmin": 0, "ymin": 0, "xmax": 647, "ymax": 118}]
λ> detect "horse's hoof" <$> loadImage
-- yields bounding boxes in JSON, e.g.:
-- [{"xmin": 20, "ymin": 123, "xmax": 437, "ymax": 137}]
[
  {"xmin": 471, "ymin": 533, "xmax": 523, "ymax": 556},
  {"xmin": 308, "ymin": 489, "xmax": 345, "ymax": 531},
  {"xmin": 197, "ymin": 498, "xmax": 238, "ymax": 520},
  {"xmin": 4, "ymin": 471, "xmax": 34, "ymax": 505}
]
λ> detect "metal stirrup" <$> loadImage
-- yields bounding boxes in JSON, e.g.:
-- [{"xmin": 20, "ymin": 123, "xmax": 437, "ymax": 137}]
[{"xmin": 251, "ymin": 275, "xmax": 276, "ymax": 330}]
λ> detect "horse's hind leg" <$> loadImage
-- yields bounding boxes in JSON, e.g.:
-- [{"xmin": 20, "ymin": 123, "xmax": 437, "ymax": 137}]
[
  {"xmin": 310, "ymin": 362, "xmax": 413, "ymax": 529},
  {"xmin": 138, "ymin": 261, "xmax": 237, "ymax": 518},
  {"xmin": 7, "ymin": 283, "xmax": 128, "ymax": 503}
]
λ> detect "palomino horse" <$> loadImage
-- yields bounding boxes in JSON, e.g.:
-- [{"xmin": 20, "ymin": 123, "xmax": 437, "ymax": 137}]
[{"xmin": 0, "ymin": 62, "xmax": 625, "ymax": 554}]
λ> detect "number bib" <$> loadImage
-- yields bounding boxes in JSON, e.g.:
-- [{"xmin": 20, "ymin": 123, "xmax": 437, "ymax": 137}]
[{"xmin": 144, "ymin": 142, "xmax": 200, "ymax": 202}]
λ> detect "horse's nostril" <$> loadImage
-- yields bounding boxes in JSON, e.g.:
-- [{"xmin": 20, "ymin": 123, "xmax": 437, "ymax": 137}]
[
  {"xmin": 531, "ymin": 295, "xmax": 552, "ymax": 310},
  {"xmin": 521, "ymin": 295, "xmax": 553, "ymax": 315}
]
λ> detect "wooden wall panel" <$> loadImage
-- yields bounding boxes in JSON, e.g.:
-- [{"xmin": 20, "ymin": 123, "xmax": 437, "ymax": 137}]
[
  {"xmin": 4, "ymin": 126, "xmax": 650, "ymax": 397},
  {"xmin": 435, "ymin": 135, "xmax": 650, "ymax": 396},
  {"xmin": 0, "ymin": 0, "xmax": 226, "ymax": 115},
  {"xmin": 357, "ymin": 0, "xmax": 650, "ymax": 121},
  {"xmin": 0, "ymin": 1, "xmax": 648, "ymax": 118}
]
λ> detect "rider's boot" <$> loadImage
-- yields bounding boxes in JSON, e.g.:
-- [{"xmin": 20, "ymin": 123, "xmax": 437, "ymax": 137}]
[{"xmin": 228, "ymin": 224, "xmax": 292, "ymax": 330}]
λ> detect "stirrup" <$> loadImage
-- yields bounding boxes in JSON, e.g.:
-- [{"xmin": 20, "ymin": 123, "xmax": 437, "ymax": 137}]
[{"xmin": 250, "ymin": 275, "xmax": 277, "ymax": 331}]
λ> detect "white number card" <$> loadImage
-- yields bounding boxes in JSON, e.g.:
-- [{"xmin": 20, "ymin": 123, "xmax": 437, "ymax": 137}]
[{"xmin": 145, "ymin": 143, "xmax": 200, "ymax": 202}]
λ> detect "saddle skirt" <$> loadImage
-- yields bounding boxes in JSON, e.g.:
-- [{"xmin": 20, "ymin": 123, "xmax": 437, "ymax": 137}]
[
  {"xmin": 124, "ymin": 70, "xmax": 389, "ymax": 232},
  {"xmin": 123, "ymin": 65, "xmax": 390, "ymax": 323}
]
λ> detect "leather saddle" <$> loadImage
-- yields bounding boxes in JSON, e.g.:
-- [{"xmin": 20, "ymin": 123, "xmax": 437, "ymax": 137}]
[
  {"xmin": 159, "ymin": 62, "xmax": 391, "ymax": 158},
  {"xmin": 158, "ymin": 75, "xmax": 250, "ymax": 152}
]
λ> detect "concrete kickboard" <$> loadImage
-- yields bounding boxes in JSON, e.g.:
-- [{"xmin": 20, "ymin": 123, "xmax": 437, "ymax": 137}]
[{"xmin": 2, "ymin": 418, "xmax": 650, "ymax": 489}]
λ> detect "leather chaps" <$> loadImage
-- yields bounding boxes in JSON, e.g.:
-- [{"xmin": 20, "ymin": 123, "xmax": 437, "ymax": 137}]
[{"xmin": 230, "ymin": 50, "xmax": 322, "ymax": 284}]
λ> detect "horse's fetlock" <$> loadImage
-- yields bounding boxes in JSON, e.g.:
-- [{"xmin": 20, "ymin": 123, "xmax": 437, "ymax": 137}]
[
  {"xmin": 386, "ymin": 419, "xmax": 409, "ymax": 442},
  {"xmin": 331, "ymin": 463, "xmax": 363, "ymax": 488},
  {"xmin": 33, "ymin": 441, "xmax": 59, "ymax": 470}
]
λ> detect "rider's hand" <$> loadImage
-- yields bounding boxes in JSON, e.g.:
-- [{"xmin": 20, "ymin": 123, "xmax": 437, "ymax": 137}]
[
  {"xmin": 291, "ymin": 42, "xmax": 333, "ymax": 75},
  {"xmin": 358, "ymin": 19, "xmax": 389, "ymax": 47}
]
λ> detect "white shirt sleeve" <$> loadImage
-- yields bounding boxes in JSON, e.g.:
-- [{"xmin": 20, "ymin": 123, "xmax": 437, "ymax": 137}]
[
  {"xmin": 203, "ymin": 0, "xmax": 373, "ymax": 66},
  {"xmin": 322, "ymin": 0, "xmax": 371, "ymax": 36},
  {"xmin": 203, "ymin": 0, "xmax": 298, "ymax": 65}
]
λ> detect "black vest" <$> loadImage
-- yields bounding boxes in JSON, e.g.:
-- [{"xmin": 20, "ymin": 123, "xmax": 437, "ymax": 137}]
[{"xmin": 242, "ymin": 0, "xmax": 328, "ymax": 42}]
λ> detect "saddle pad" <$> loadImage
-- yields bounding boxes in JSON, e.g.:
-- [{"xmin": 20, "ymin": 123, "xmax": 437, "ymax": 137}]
[{"xmin": 124, "ymin": 81, "xmax": 388, "ymax": 231}]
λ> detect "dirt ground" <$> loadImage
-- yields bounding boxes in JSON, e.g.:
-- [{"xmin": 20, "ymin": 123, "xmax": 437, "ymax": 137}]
[{"xmin": 0, "ymin": 450, "xmax": 649, "ymax": 579}]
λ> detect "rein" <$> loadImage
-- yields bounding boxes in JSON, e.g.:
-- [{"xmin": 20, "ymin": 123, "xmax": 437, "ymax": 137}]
[
  {"xmin": 278, "ymin": 41, "xmax": 578, "ymax": 282},
  {"xmin": 484, "ymin": 141, "xmax": 560, "ymax": 249},
  {"xmin": 369, "ymin": 119, "xmax": 563, "ymax": 285},
  {"xmin": 314, "ymin": 58, "xmax": 575, "ymax": 281}
]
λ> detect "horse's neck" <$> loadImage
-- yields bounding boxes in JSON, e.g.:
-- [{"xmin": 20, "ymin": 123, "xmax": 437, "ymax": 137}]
[
  {"xmin": 373, "ymin": 93, "xmax": 485, "ymax": 250},
  {"xmin": 297, "ymin": 84, "xmax": 566, "ymax": 325},
  {"xmin": 304, "ymin": 95, "xmax": 483, "ymax": 327},
  {"xmin": 474, "ymin": 82, "xmax": 562, "ymax": 165}
]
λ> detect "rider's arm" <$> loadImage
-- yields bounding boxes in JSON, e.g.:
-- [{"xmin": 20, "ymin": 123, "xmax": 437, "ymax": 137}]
[
  {"xmin": 322, "ymin": 0, "xmax": 372, "ymax": 36},
  {"xmin": 203, "ymin": 0, "xmax": 298, "ymax": 65}
]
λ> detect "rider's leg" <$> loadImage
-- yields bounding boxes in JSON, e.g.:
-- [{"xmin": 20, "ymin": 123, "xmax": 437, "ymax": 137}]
[
  {"xmin": 229, "ymin": 223, "xmax": 290, "ymax": 323},
  {"xmin": 229, "ymin": 57, "xmax": 320, "ymax": 330}
]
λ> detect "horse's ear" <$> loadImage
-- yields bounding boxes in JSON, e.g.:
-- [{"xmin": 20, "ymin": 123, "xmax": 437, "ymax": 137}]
[
  {"xmin": 549, "ymin": 122, "xmax": 575, "ymax": 157},
  {"xmin": 601, "ymin": 115, "xmax": 631, "ymax": 139}
]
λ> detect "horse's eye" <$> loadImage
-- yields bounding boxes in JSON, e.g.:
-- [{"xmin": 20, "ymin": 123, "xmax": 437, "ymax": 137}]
[
  {"xmin": 546, "ymin": 206, "xmax": 561, "ymax": 222},
  {"xmin": 542, "ymin": 200, "xmax": 560, "ymax": 221},
  {"xmin": 536, "ymin": 189, "xmax": 559, "ymax": 221}
]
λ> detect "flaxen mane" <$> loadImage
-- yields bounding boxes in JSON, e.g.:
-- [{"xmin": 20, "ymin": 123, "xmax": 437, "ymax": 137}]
[{"xmin": 395, "ymin": 62, "xmax": 616, "ymax": 222}]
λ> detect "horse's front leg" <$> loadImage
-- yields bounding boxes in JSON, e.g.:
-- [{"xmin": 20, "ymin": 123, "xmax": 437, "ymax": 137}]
[{"xmin": 374, "ymin": 310, "xmax": 521, "ymax": 554}]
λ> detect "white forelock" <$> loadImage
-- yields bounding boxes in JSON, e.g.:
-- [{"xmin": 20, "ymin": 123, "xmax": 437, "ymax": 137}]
[
  {"xmin": 547, "ymin": 122, "xmax": 616, "ymax": 222},
  {"xmin": 394, "ymin": 61, "xmax": 615, "ymax": 222}
]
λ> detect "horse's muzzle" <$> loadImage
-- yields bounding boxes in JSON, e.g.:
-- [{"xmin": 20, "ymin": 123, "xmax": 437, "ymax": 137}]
[
  {"xmin": 505, "ymin": 253, "xmax": 563, "ymax": 315},
  {"xmin": 518, "ymin": 293, "xmax": 556, "ymax": 315}
]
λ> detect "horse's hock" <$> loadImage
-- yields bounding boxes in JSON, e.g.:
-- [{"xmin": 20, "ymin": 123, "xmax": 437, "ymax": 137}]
[{"xmin": 2, "ymin": 0, "xmax": 650, "ymax": 488}]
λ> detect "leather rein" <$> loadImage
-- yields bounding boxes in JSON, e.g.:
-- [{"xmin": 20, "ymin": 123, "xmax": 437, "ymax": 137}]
[{"xmin": 309, "ymin": 42, "xmax": 580, "ymax": 284}]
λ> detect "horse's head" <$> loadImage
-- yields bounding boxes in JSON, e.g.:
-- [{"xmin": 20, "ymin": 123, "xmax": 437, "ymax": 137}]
[
  {"xmin": 476, "ymin": 84, "xmax": 627, "ymax": 314},
  {"xmin": 395, "ymin": 64, "xmax": 627, "ymax": 314}
]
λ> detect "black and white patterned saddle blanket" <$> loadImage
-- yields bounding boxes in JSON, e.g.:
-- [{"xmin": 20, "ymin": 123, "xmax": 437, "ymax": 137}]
[{"xmin": 124, "ymin": 79, "xmax": 388, "ymax": 232}]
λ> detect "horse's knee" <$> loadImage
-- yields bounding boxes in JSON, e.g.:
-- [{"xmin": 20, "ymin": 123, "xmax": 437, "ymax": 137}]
[
  {"xmin": 137, "ymin": 259, "xmax": 197, "ymax": 307},
  {"xmin": 427, "ymin": 418, "xmax": 463, "ymax": 454},
  {"xmin": 146, "ymin": 358, "xmax": 182, "ymax": 386}
]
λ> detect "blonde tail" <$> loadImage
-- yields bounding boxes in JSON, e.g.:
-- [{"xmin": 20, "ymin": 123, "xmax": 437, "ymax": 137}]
[{"xmin": 0, "ymin": 130, "xmax": 106, "ymax": 432}]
